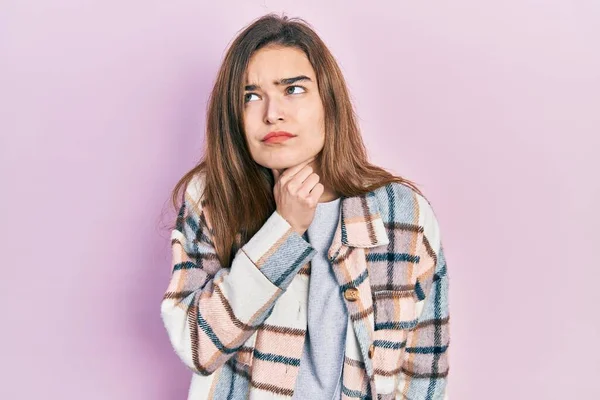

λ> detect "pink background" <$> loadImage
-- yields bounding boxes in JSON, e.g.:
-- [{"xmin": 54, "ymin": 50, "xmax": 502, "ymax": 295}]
[{"xmin": 1, "ymin": 1, "xmax": 599, "ymax": 399}]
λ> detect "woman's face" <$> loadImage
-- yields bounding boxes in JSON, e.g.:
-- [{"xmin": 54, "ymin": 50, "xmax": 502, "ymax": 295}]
[{"xmin": 242, "ymin": 45, "xmax": 325, "ymax": 171}]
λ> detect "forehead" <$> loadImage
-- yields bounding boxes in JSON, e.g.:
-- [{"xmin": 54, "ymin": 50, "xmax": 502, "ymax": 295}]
[{"xmin": 245, "ymin": 46, "xmax": 315, "ymax": 84}]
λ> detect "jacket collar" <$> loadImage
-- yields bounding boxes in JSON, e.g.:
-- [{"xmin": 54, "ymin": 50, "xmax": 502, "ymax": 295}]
[{"xmin": 328, "ymin": 191, "xmax": 390, "ymax": 261}]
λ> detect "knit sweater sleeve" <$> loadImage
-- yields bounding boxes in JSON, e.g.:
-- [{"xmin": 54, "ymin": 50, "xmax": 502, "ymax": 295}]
[{"xmin": 160, "ymin": 174, "xmax": 317, "ymax": 375}]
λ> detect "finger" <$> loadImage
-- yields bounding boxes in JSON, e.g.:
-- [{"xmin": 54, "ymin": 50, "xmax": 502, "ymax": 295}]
[
  {"xmin": 296, "ymin": 173, "xmax": 320, "ymax": 198},
  {"xmin": 308, "ymin": 183, "xmax": 325, "ymax": 203},
  {"xmin": 280, "ymin": 159, "xmax": 316, "ymax": 188},
  {"xmin": 271, "ymin": 168, "xmax": 282, "ymax": 182},
  {"xmin": 280, "ymin": 157, "xmax": 316, "ymax": 181},
  {"xmin": 289, "ymin": 166, "xmax": 316, "ymax": 190}
]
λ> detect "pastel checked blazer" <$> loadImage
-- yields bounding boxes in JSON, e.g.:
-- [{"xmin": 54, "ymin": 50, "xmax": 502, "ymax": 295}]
[{"xmin": 161, "ymin": 173, "xmax": 450, "ymax": 399}]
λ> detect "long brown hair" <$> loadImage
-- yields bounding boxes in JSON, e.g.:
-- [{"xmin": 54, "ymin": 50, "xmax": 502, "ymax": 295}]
[{"xmin": 171, "ymin": 13, "xmax": 422, "ymax": 268}]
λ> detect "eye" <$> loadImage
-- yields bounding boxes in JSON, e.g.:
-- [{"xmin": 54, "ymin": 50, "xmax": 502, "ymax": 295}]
[
  {"xmin": 244, "ymin": 93, "xmax": 260, "ymax": 103},
  {"xmin": 286, "ymin": 85, "xmax": 306, "ymax": 95}
]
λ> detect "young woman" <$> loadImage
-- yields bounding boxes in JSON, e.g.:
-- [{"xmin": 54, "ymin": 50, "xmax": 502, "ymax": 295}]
[{"xmin": 161, "ymin": 13, "xmax": 450, "ymax": 400}]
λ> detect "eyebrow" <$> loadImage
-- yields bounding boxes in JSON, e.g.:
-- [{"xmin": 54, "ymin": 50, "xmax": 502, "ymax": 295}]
[{"xmin": 244, "ymin": 75, "xmax": 313, "ymax": 91}]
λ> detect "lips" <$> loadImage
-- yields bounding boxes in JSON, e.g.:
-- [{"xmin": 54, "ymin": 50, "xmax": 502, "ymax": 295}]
[{"xmin": 262, "ymin": 131, "xmax": 296, "ymax": 142}]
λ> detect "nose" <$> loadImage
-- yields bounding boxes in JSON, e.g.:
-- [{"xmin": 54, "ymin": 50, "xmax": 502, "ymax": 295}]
[{"xmin": 264, "ymin": 97, "xmax": 285, "ymax": 124}]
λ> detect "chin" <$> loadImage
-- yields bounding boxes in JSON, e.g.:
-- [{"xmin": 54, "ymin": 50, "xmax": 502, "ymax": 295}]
[
  {"xmin": 260, "ymin": 160, "xmax": 296, "ymax": 170},
  {"xmin": 256, "ymin": 154, "xmax": 305, "ymax": 170},
  {"xmin": 253, "ymin": 147, "xmax": 321, "ymax": 169}
]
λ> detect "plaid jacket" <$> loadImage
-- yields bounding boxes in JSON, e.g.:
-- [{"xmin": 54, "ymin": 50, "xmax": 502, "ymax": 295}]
[{"xmin": 161, "ymin": 173, "xmax": 450, "ymax": 399}]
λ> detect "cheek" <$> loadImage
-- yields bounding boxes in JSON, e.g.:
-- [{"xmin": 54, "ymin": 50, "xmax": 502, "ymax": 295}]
[
  {"xmin": 243, "ymin": 109, "xmax": 256, "ymax": 131},
  {"xmin": 242, "ymin": 111, "xmax": 261, "ymax": 145},
  {"xmin": 299, "ymin": 108, "xmax": 324, "ymax": 153},
  {"xmin": 296, "ymin": 101, "xmax": 325, "ymax": 134}
]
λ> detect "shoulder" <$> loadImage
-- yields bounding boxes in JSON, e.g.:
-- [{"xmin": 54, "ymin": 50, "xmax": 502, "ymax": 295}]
[
  {"xmin": 177, "ymin": 171, "xmax": 209, "ymax": 227},
  {"xmin": 185, "ymin": 171, "xmax": 207, "ymax": 203},
  {"xmin": 371, "ymin": 181, "xmax": 442, "ymax": 251}
]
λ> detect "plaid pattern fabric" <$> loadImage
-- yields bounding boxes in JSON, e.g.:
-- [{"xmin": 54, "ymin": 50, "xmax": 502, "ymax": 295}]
[{"xmin": 161, "ymin": 173, "xmax": 450, "ymax": 399}]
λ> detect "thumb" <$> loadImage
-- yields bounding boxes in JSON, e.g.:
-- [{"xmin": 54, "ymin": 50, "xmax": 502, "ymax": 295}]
[{"xmin": 271, "ymin": 168, "xmax": 282, "ymax": 182}]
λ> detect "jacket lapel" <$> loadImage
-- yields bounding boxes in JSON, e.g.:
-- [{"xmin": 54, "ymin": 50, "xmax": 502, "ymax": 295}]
[{"xmin": 327, "ymin": 191, "xmax": 389, "ymax": 397}]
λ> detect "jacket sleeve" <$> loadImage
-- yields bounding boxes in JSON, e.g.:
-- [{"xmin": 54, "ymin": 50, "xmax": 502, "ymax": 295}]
[
  {"xmin": 160, "ymin": 175, "xmax": 317, "ymax": 375},
  {"xmin": 396, "ymin": 195, "xmax": 450, "ymax": 399}
]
